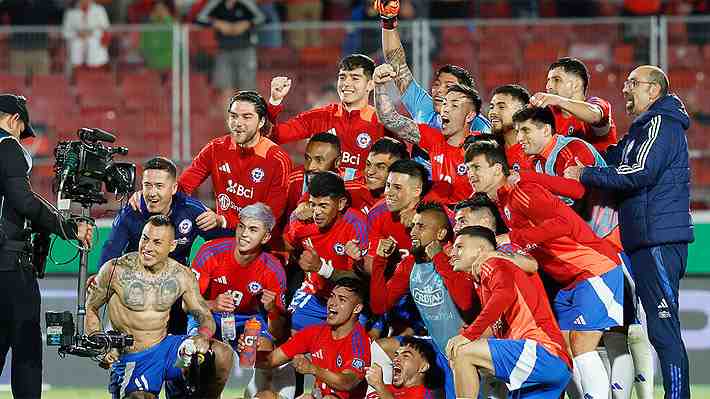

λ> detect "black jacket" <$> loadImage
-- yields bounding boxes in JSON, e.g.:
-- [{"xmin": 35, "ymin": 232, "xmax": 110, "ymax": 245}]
[{"xmin": 0, "ymin": 128, "xmax": 77, "ymax": 244}]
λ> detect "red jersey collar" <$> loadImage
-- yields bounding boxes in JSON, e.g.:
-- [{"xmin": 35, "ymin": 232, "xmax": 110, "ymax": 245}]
[{"xmin": 334, "ymin": 103, "xmax": 376, "ymax": 121}]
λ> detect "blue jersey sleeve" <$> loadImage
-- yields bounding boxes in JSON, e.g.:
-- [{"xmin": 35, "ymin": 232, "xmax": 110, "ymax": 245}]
[
  {"xmin": 401, "ymin": 80, "xmax": 437, "ymax": 125},
  {"xmin": 182, "ymin": 194, "xmax": 234, "ymax": 240},
  {"xmin": 99, "ymin": 206, "xmax": 134, "ymax": 266}
]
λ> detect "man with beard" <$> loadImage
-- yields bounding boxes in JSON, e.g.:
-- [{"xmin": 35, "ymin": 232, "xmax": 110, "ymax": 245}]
[
  {"xmin": 464, "ymin": 140, "xmax": 624, "ymax": 399},
  {"xmin": 240, "ymin": 278, "xmax": 372, "ymax": 399},
  {"xmin": 284, "ymin": 172, "xmax": 368, "ymax": 332},
  {"xmin": 487, "ymin": 84, "xmax": 532, "ymax": 172},
  {"xmin": 267, "ymin": 54, "xmax": 386, "ymax": 181},
  {"xmin": 530, "ymin": 57, "xmax": 617, "ymax": 152},
  {"xmin": 446, "ymin": 226, "xmax": 571, "ymax": 399},
  {"xmin": 190, "ymin": 203, "xmax": 290, "ymax": 398},
  {"xmin": 565, "ymin": 65, "xmax": 693, "ymax": 399},
  {"xmin": 131, "ymin": 91, "xmax": 293, "ymax": 228},
  {"xmin": 369, "ymin": 201, "xmax": 475, "ymax": 399},
  {"xmin": 86, "ymin": 215, "xmax": 234, "ymax": 399},
  {"xmin": 374, "ymin": 63, "xmax": 478, "ymax": 203},
  {"xmin": 365, "ymin": 336, "xmax": 442, "ymax": 399}
]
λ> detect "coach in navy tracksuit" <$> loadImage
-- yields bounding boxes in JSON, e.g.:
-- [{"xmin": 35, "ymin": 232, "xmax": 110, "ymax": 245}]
[
  {"xmin": 567, "ymin": 66, "xmax": 694, "ymax": 399},
  {"xmin": 99, "ymin": 156, "xmax": 232, "ymax": 333}
]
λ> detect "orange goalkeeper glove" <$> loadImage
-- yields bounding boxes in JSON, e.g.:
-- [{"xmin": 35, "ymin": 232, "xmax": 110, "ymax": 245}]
[{"xmin": 373, "ymin": 0, "xmax": 400, "ymax": 28}]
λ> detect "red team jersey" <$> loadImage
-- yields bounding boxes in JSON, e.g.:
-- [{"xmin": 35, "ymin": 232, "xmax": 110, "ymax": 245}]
[
  {"xmin": 549, "ymin": 96, "xmax": 617, "ymax": 152},
  {"xmin": 269, "ymin": 102, "xmax": 387, "ymax": 179},
  {"xmin": 286, "ymin": 168, "xmax": 309, "ymax": 218},
  {"xmin": 366, "ymin": 199, "xmax": 413, "ymax": 263},
  {"xmin": 462, "ymin": 257, "xmax": 571, "ymax": 368},
  {"xmin": 506, "ymin": 142, "xmax": 532, "ymax": 172},
  {"xmin": 284, "ymin": 208, "xmax": 369, "ymax": 297},
  {"xmin": 379, "ymin": 385, "xmax": 435, "ymax": 399},
  {"xmin": 417, "ymin": 124, "xmax": 473, "ymax": 203},
  {"xmin": 280, "ymin": 323, "xmax": 371, "ymax": 399},
  {"xmin": 497, "ymin": 182, "xmax": 620, "ymax": 288},
  {"xmin": 191, "ymin": 238, "xmax": 287, "ymax": 316},
  {"xmin": 178, "ymin": 135, "xmax": 293, "ymax": 228}
]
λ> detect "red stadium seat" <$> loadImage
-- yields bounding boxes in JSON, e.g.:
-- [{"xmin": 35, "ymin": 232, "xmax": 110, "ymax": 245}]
[
  {"xmin": 299, "ymin": 46, "xmax": 342, "ymax": 68},
  {"xmin": 669, "ymin": 44, "xmax": 702, "ymax": 67},
  {"xmin": 75, "ymin": 69, "xmax": 115, "ymax": 91},
  {"xmin": 613, "ymin": 44, "xmax": 634, "ymax": 67},
  {"xmin": 31, "ymin": 74, "xmax": 72, "ymax": 96},
  {"xmin": 668, "ymin": 68, "xmax": 698, "ymax": 90},
  {"xmin": 524, "ymin": 42, "xmax": 562, "ymax": 65}
]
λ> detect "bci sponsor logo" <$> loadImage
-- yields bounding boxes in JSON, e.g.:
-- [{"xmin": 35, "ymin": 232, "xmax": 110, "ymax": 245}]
[{"xmin": 342, "ymin": 151, "xmax": 361, "ymax": 166}]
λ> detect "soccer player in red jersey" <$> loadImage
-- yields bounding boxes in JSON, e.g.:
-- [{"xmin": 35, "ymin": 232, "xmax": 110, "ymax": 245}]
[
  {"xmin": 177, "ymin": 91, "xmax": 293, "ymax": 228},
  {"xmin": 464, "ymin": 140, "xmax": 624, "ymax": 399},
  {"xmin": 365, "ymin": 336, "xmax": 441, "ymax": 399},
  {"xmin": 488, "ymin": 84, "xmax": 533, "ymax": 172},
  {"xmin": 374, "ymin": 63, "xmax": 477, "ymax": 204},
  {"xmin": 447, "ymin": 226, "xmax": 572, "ymax": 399},
  {"xmin": 190, "ymin": 203, "xmax": 287, "ymax": 344},
  {"xmin": 241, "ymin": 278, "xmax": 372, "ymax": 399},
  {"xmin": 267, "ymin": 55, "xmax": 386, "ymax": 181},
  {"xmin": 284, "ymin": 172, "xmax": 368, "ymax": 332},
  {"xmin": 531, "ymin": 57, "xmax": 618, "ymax": 152},
  {"xmin": 190, "ymin": 203, "xmax": 291, "ymax": 397},
  {"xmin": 286, "ymin": 132, "xmax": 343, "ymax": 219}
]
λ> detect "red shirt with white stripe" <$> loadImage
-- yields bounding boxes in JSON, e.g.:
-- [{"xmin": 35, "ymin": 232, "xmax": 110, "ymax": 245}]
[{"xmin": 549, "ymin": 96, "xmax": 617, "ymax": 152}]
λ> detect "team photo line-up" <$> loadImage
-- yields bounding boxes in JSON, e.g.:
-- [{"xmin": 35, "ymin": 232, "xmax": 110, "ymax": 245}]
[{"xmin": 0, "ymin": 1, "xmax": 694, "ymax": 399}]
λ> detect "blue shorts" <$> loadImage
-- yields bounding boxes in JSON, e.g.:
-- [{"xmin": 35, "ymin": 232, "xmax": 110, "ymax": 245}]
[
  {"xmin": 488, "ymin": 338, "xmax": 571, "ymax": 399},
  {"xmin": 289, "ymin": 289, "xmax": 327, "ymax": 331},
  {"xmin": 187, "ymin": 312, "xmax": 271, "ymax": 349},
  {"xmin": 109, "ymin": 335, "xmax": 187, "ymax": 399},
  {"xmin": 395, "ymin": 335, "xmax": 456, "ymax": 399},
  {"xmin": 554, "ymin": 265, "xmax": 624, "ymax": 331}
]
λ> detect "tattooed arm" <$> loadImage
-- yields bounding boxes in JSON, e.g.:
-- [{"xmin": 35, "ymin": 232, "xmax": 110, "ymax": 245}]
[
  {"xmin": 85, "ymin": 260, "xmax": 116, "ymax": 335},
  {"xmin": 181, "ymin": 268, "xmax": 216, "ymax": 337},
  {"xmin": 373, "ymin": 64, "xmax": 421, "ymax": 144},
  {"xmin": 382, "ymin": 28, "xmax": 414, "ymax": 94}
]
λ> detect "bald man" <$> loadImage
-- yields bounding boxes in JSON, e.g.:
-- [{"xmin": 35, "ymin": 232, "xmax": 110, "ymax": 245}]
[{"xmin": 565, "ymin": 65, "xmax": 693, "ymax": 399}]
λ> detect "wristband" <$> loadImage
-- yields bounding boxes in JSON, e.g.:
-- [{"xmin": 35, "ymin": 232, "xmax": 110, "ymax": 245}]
[
  {"xmin": 198, "ymin": 326, "xmax": 213, "ymax": 338},
  {"xmin": 381, "ymin": 16, "xmax": 398, "ymax": 30},
  {"xmin": 317, "ymin": 258, "xmax": 334, "ymax": 278}
]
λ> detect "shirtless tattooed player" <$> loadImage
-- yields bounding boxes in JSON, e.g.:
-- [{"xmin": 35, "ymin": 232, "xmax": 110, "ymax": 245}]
[{"xmin": 85, "ymin": 215, "xmax": 234, "ymax": 399}]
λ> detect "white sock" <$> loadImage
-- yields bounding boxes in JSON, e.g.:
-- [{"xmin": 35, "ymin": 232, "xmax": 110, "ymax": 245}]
[
  {"xmin": 603, "ymin": 331, "xmax": 634, "ymax": 399},
  {"xmin": 575, "ymin": 351, "xmax": 611, "ymax": 399},
  {"xmin": 366, "ymin": 341, "xmax": 394, "ymax": 399},
  {"xmin": 566, "ymin": 357, "xmax": 585, "ymax": 399},
  {"xmin": 627, "ymin": 324, "xmax": 654, "ymax": 399}
]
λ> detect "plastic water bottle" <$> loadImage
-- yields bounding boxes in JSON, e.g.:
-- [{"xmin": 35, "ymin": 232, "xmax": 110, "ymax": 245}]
[
  {"xmin": 239, "ymin": 318, "xmax": 261, "ymax": 368},
  {"xmin": 174, "ymin": 339, "xmax": 197, "ymax": 369},
  {"xmin": 221, "ymin": 312, "xmax": 236, "ymax": 341}
]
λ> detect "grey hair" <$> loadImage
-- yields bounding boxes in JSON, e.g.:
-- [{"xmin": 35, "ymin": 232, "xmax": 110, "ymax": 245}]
[
  {"xmin": 647, "ymin": 67, "xmax": 669, "ymax": 96},
  {"xmin": 239, "ymin": 202, "xmax": 275, "ymax": 232}
]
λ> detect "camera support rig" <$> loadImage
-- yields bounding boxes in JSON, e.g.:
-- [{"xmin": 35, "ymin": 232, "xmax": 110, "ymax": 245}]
[{"xmin": 46, "ymin": 128, "xmax": 137, "ymax": 359}]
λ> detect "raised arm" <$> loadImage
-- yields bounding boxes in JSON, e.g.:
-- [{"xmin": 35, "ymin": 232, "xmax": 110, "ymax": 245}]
[{"xmin": 373, "ymin": 64, "xmax": 421, "ymax": 144}]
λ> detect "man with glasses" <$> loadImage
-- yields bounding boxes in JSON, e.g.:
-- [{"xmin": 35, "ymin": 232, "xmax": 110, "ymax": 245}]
[{"xmin": 565, "ymin": 65, "xmax": 694, "ymax": 399}]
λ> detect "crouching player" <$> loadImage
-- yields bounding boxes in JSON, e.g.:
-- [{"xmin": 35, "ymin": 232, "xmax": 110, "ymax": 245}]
[
  {"xmin": 365, "ymin": 336, "xmax": 443, "ymax": 399},
  {"xmin": 86, "ymin": 215, "xmax": 234, "ymax": 399},
  {"xmin": 447, "ymin": 226, "xmax": 572, "ymax": 399},
  {"xmin": 190, "ymin": 203, "xmax": 291, "ymax": 397},
  {"xmin": 239, "ymin": 277, "xmax": 372, "ymax": 399}
]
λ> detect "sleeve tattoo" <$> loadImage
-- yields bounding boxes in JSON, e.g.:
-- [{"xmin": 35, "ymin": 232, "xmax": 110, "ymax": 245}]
[
  {"xmin": 375, "ymin": 84, "xmax": 421, "ymax": 144},
  {"xmin": 384, "ymin": 42, "xmax": 414, "ymax": 93}
]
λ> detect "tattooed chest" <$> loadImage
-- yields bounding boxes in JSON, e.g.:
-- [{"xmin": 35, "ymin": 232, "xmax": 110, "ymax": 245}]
[{"xmin": 116, "ymin": 269, "xmax": 182, "ymax": 311}]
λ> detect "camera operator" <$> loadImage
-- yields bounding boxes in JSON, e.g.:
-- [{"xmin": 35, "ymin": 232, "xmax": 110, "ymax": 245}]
[{"xmin": 0, "ymin": 94, "xmax": 93, "ymax": 398}]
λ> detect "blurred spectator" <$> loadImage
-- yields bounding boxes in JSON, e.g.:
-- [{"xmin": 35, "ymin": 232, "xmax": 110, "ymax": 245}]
[
  {"xmin": 556, "ymin": 0, "xmax": 599, "ymax": 17},
  {"xmin": 285, "ymin": 0, "xmax": 322, "ymax": 48},
  {"xmin": 0, "ymin": 0, "xmax": 63, "ymax": 76},
  {"xmin": 680, "ymin": 0, "xmax": 710, "ymax": 45},
  {"xmin": 62, "ymin": 0, "xmax": 111, "ymax": 68},
  {"xmin": 128, "ymin": 0, "xmax": 176, "ymax": 22},
  {"xmin": 139, "ymin": 0, "xmax": 174, "ymax": 71},
  {"xmin": 344, "ymin": 0, "xmax": 414, "ymax": 58},
  {"xmin": 510, "ymin": 0, "xmax": 538, "ymax": 17},
  {"xmin": 196, "ymin": 0, "xmax": 265, "ymax": 97},
  {"xmin": 258, "ymin": 0, "xmax": 283, "ymax": 47}
]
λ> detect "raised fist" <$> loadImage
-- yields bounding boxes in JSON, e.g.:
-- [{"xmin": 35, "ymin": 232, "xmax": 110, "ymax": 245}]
[
  {"xmin": 270, "ymin": 76, "xmax": 292, "ymax": 104},
  {"xmin": 373, "ymin": 64, "xmax": 396, "ymax": 85},
  {"xmin": 373, "ymin": 0, "xmax": 400, "ymax": 19}
]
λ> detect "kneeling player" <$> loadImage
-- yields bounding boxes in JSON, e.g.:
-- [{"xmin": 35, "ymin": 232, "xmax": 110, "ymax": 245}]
[
  {"xmin": 86, "ymin": 215, "xmax": 234, "ymax": 399},
  {"xmin": 447, "ymin": 226, "xmax": 571, "ymax": 399},
  {"xmin": 240, "ymin": 278, "xmax": 372, "ymax": 399}
]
